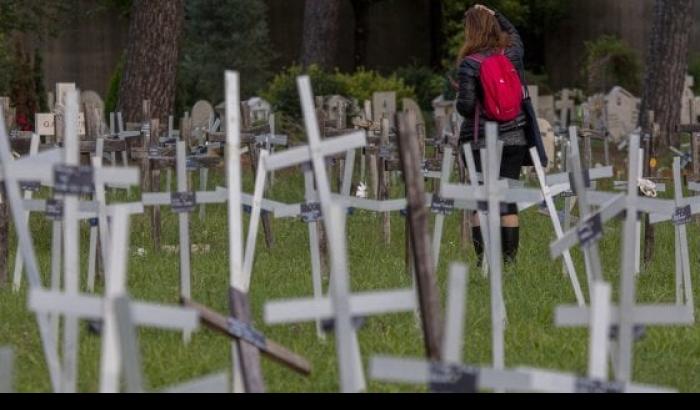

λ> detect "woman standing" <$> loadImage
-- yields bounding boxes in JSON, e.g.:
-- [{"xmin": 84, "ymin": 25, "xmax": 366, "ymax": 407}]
[{"xmin": 456, "ymin": 4, "xmax": 547, "ymax": 266}]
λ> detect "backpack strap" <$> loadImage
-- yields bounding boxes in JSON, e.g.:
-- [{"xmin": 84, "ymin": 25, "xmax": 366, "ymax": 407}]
[{"xmin": 466, "ymin": 53, "xmax": 486, "ymax": 64}]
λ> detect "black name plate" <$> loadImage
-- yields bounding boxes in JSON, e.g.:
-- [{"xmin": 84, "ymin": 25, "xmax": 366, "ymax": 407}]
[
  {"xmin": 577, "ymin": 214, "xmax": 603, "ymax": 248},
  {"xmin": 575, "ymin": 378, "xmax": 624, "ymax": 393},
  {"xmin": 301, "ymin": 203, "xmax": 323, "ymax": 223},
  {"xmin": 226, "ymin": 318, "xmax": 267, "ymax": 350},
  {"xmin": 431, "ymin": 195, "xmax": 455, "ymax": 215},
  {"xmin": 672, "ymin": 205, "xmax": 692, "ymax": 226},
  {"xmin": 46, "ymin": 199, "xmax": 64, "ymax": 221},
  {"xmin": 171, "ymin": 192, "xmax": 197, "ymax": 213},
  {"xmin": 54, "ymin": 165, "xmax": 95, "ymax": 196},
  {"xmin": 19, "ymin": 181, "xmax": 41, "ymax": 193},
  {"xmin": 429, "ymin": 364, "xmax": 478, "ymax": 393}
]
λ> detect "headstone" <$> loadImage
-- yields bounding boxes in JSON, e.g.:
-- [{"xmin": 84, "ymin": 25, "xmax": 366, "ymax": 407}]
[
  {"xmin": 191, "ymin": 100, "xmax": 215, "ymax": 132},
  {"xmin": 245, "ymin": 97, "xmax": 272, "ymax": 124},
  {"xmin": 555, "ymin": 89, "xmax": 576, "ymax": 129},
  {"xmin": 681, "ymin": 76, "xmax": 694, "ymax": 125},
  {"xmin": 373, "ymin": 92, "xmax": 397, "ymax": 127},
  {"xmin": 538, "ymin": 95, "xmax": 557, "ymax": 125},
  {"xmin": 55, "ymin": 83, "xmax": 77, "ymax": 108},
  {"xmin": 606, "ymin": 86, "xmax": 640, "ymax": 142},
  {"xmin": 538, "ymin": 118, "xmax": 557, "ymax": 173}
]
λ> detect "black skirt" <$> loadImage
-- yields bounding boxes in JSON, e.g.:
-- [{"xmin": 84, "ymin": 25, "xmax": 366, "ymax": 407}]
[{"xmin": 471, "ymin": 145, "xmax": 528, "ymax": 181}]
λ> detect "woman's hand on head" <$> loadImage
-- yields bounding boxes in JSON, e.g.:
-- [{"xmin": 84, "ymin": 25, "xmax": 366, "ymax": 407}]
[{"xmin": 474, "ymin": 4, "xmax": 496, "ymax": 16}]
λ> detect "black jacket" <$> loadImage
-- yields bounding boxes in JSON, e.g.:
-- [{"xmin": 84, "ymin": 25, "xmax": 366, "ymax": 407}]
[{"xmin": 456, "ymin": 12, "xmax": 548, "ymax": 167}]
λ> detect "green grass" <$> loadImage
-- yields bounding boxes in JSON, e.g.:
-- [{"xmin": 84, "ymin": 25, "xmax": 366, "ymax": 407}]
[{"xmin": 2, "ymin": 163, "xmax": 700, "ymax": 393}]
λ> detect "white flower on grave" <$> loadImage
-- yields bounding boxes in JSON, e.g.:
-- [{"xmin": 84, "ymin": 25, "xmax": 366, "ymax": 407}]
[
  {"xmin": 356, "ymin": 182, "xmax": 368, "ymax": 199},
  {"xmin": 134, "ymin": 248, "xmax": 147, "ymax": 258}
]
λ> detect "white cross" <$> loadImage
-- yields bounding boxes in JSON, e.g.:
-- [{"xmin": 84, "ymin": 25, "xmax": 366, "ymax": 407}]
[
  {"xmin": 441, "ymin": 123, "xmax": 544, "ymax": 371},
  {"xmin": 552, "ymin": 131, "xmax": 691, "ymax": 383},
  {"xmin": 649, "ymin": 157, "xmax": 697, "ymax": 311},
  {"xmin": 0, "ymin": 347, "xmax": 13, "ymax": 393},
  {"xmin": 28, "ymin": 205, "xmax": 199, "ymax": 393},
  {"xmin": 370, "ymin": 266, "xmax": 675, "ymax": 393}
]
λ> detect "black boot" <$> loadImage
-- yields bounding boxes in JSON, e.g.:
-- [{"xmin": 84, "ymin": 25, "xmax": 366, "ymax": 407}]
[
  {"xmin": 502, "ymin": 227, "xmax": 520, "ymax": 265},
  {"xmin": 472, "ymin": 227, "xmax": 485, "ymax": 267}
]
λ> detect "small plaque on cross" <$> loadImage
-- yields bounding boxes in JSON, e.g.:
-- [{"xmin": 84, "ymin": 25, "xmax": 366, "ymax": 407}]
[
  {"xmin": 431, "ymin": 195, "xmax": 455, "ymax": 215},
  {"xmin": 672, "ymin": 205, "xmax": 692, "ymax": 226},
  {"xmin": 171, "ymin": 192, "xmax": 197, "ymax": 213},
  {"xmin": 53, "ymin": 165, "xmax": 95, "ymax": 196},
  {"xmin": 301, "ymin": 203, "xmax": 323, "ymax": 223},
  {"xmin": 428, "ymin": 364, "xmax": 478, "ymax": 393},
  {"xmin": 577, "ymin": 214, "xmax": 603, "ymax": 248},
  {"xmin": 19, "ymin": 181, "xmax": 41, "ymax": 193},
  {"xmin": 575, "ymin": 378, "xmax": 625, "ymax": 394},
  {"xmin": 226, "ymin": 318, "xmax": 267, "ymax": 351},
  {"xmin": 46, "ymin": 199, "xmax": 64, "ymax": 221}
]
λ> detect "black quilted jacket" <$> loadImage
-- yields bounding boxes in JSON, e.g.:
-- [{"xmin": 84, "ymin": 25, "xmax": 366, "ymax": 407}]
[{"xmin": 456, "ymin": 12, "xmax": 548, "ymax": 167}]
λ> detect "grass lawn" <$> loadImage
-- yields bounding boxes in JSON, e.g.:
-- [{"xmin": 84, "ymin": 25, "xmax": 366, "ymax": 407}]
[{"xmin": 1, "ymin": 159, "xmax": 699, "ymax": 393}]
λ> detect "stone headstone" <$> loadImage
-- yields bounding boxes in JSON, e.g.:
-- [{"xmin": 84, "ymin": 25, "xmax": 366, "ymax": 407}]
[
  {"xmin": 81, "ymin": 91, "xmax": 105, "ymax": 138},
  {"xmin": 373, "ymin": 92, "xmax": 397, "ymax": 126},
  {"xmin": 326, "ymin": 95, "xmax": 351, "ymax": 128},
  {"xmin": 245, "ymin": 97, "xmax": 272, "ymax": 124},
  {"xmin": 402, "ymin": 98, "xmax": 426, "ymax": 130},
  {"xmin": 528, "ymin": 86, "xmax": 539, "ymax": 114},
  {"xmin": 681, "ymin": 76, "xmax": 694, "ymax": 125},
  {"xmin": 605, "ymin": 86, "xmax": 640, "ymax": 142},
  {"xmin": 191, "ymin": 100, "xmax": 215, "ymax": 131},
  {"xmin": 538, "ymin": 95, "xmax": 556, "ymax": 125},
  {"xmin": 538, "ymin": 118, "xmax": 556, "ymax": 172},
  {"xmin": 587, "ymin": 94, "xmax": 607, "ymax": 133},
  {"xmin": 432, "ymin": 95, "xmax": 456, "ymax": 120},
  {"xmin": 55, "ymin": 83, "xmax": 77, "ymax": 108}
]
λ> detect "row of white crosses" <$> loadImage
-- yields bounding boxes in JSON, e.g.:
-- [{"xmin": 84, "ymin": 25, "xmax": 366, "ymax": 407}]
[
  {"xmin": 0, "ymin": 92, "xmax": 137, "ymax": 392},
  {"xmin": 551, "ymin": 128, "xmax": 694, "ymax": 384},
  {"xmin": 260, "ymin": 77, "xmax": 422, "ymax": 393},
  {"xmin": 370, "ymin": 266, "xmax": 674, "ymax": 393}
]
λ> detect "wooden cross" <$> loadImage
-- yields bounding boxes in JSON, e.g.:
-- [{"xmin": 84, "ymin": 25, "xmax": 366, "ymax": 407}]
[
  {"xmin": 552, "ymin": 131, "xmax": 691, "ymax": 383},
  {"xmin": 648, "ymin": 157, "xmax": 697, "ymax": 310}
]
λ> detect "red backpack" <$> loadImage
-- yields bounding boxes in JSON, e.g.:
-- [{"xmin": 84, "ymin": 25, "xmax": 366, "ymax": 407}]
[{"xmin": 467, "ymin": 50, "xmax": 523, "ymax": 137}]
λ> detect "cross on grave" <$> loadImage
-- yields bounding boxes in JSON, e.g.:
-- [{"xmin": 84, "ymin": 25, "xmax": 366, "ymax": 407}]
[
  {"xmin": 370, "ymin": 265, "xmax": 675, "ymax": 393},
  {"xmin": 441, "ymin": 124, "xmax": 545, "ymax": 370},
  {"xmin": 28, "ymin": 205, "xmax": 200, "ymax": 393},
  {"xmin": 252, "ymin": 113, "xmax": 367, "ymax": 343},
  {"xmin": 265, "ymin": 203, "xmax": 417, "ymax": 393},
  {"xmin": 555, "ymin": 89, "xmax": 576, "ymax": 130},
  {"xmin": 648, "ymin": 157, "xmax": 697, "ymax": 311},
  {"xmin": 93, "ymin": 205, "xmax": 226, "ymax": 393},
  {"xmin": 552, "ymin": 131, "xmax": 691, "ymax": 384},
  {"xmin": 141, "ymin": 141, "xmax": 228, "ymax": 327},
  {"xmin": 0, "ymin": 347, "xmax": 13, "ymax": 393},
  {"xmin": 529, "ymin": 147, "xmax": 616, "ymax": 306},
  {"xmin": 10, "ymin": 90, "xmax": 141, "ymax": 393}
]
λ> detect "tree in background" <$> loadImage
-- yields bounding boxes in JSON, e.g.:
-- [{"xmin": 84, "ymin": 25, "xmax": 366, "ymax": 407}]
[
  {"xmin": 178, "ymin": 0, "xmax": 275, "ymax": 109},
  {"xmin": 639, "ymin": 0, "xmax": 694, "ymax": 265},
  {"xmin": 300, "ymin": 0, "xmax": 343, "ymax": 70},
  {"xmin": 118, "ymin": 0, "xmax": 185, "ymax": 122},
  {"xmin": 584, "ymin": 35, "xmax": 642, "ymax": 96},
  {"xmin": 9, "ymin": 44, "xmax": 38, "ymax": 131}
]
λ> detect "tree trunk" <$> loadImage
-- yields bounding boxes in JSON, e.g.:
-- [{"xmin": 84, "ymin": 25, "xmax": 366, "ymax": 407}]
[
  {"xmin": 351, "ymin": 0, "xmax": 371, "ymax": 70},
  {"xmin": 0, "ymin": 184, "xmax": 8, "ymax": 287},
  {"xmin": 118, "ymin": 0, "xmax": 185, "ymax": 123},
  {"xmin": 428, "ymin": 0, "xmax": 445, "ymax": 71},
  {"xmin": 300, "ymin": 0, "xmax": 343, "ymax": 69},
  {"xmin": 639, "ymin": 0, "xmax": 694, "ymax": 148},
  {"xmin": 639, "ymin": 0, "xmax": 693, "ymax": 265}
]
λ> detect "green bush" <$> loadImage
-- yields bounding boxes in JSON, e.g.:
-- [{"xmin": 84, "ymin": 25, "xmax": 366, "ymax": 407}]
[
  {"xmin": 393, "ymin": 65, "xmax": 444, "ymax": 111},
  {"xmin": 105, "ymin": 55, "xmax": 124, "ymax": 117},
  {"xmin": 584, "ymin": 35, "xmax": 641, "ymax": 95},
  {"xmin": 690, "ymin": 53, "xmax": 700, "ymax": 95},
  {"xmin": 262, "ymin": 65, "xmax": 348, "ymax": 120},
  {"xmin": 263, "ymin": 66, "xmax": 416, "ymax": 120}
]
